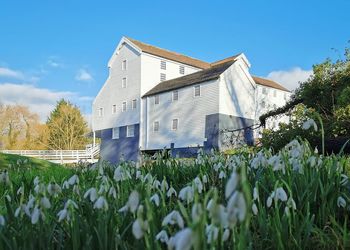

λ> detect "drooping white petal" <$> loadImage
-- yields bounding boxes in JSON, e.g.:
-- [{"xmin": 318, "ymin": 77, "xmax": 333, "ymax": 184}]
[
  {"xmin": 225, "ymin": 172, "xmax": 239, "ymax": 199},
  {"xmin": 171, "ymin": 228, "xmax": 193, "ymax": 250},
  {"xmin": 156, "ymin": 230, "xmax": 169, "ymax": 243},
  {"xmin": 31, "ymin": 206, "xmax": 40, "ymax": 224},
  {"xmin": 337, "ymin": 196, "xmax": 346, "ymax": 208},
  {"xmin": 276, "ymin": 187, "xmax": 288, "ymax": 202},
  {"xmin": 40, "ymin": 197, "xmax": 51, "ymax": 209},
  {"xmin": 222, "ymin": 228, "xmax": 230, "ymax": 242},
  {"xmin": 128, "ymin": 191, "xmax": 140, "ymax": 213},
  {"xmin": 167, "ymin": 187, "xmax": 177, "ymax": 198},
  {"xmin": 150, "ymin": 193, "xmax": 160, "ymax": 207},
  {"xmin": 132, "ymin": 219, "xmax": 144, "ymax": 239},
  {"xmin": 0, "ymin": 215, "xmax": 5, "ymax": 226},
  {"xmin": 252, "ymin": 203, "xmax": 258, "ymax": 215}
]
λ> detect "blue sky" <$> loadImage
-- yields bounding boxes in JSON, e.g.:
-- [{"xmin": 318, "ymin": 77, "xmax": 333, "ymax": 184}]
[{"xmin": 0, "ymin": 0, "xmax": 349, "ymax": 121}]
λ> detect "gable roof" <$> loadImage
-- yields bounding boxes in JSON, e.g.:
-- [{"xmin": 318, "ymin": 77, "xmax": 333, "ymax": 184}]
[
  {"xmin": 126, "ymin": 37, "xmax": 211, "ymax": 69},
  {"xmin": 143, "ymin": 59, "xmax": 236, "ymax": 97},
  {"xmin": 252, "ymin": 76, "xmax": 290, "ymax": 92}
]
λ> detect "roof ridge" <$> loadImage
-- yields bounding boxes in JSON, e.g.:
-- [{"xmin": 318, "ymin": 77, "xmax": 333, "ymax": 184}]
[
  {"xmin": 252, "ymin": 75, "xmax": 290, "ymax": 92},
  {"xmin": 210, "ymin": 53, "xmax": 242, "ymax": 66}
]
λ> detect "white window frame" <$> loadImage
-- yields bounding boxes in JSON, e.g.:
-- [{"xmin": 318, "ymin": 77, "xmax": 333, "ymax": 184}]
[
  {"xmin": 127, "ymin": 125, "xmax": 134, "ymax": 137},
  {"xmin": 122, "ymin": 101, "xmax": 127, "ymax": 112},
  {"xmin": 172, "ymin": 118, "xmax": 179, "ymax": 131},
  {"xmin": 160, "ymin": 73, "xmax": 166, "ymax": 82},
  {"xmin": 132, "ymin": 99, "xmax": 137, "ymax": 109},
  {"xmin": 112, "ymin": 104, "xmax": 117, "ymax": 114},
  {"xmin": 172, "ymin": 90, "xmax": 179, "ymax": 101},
  {"xmin": 122, "ymin": 77, "xmax": 127, "ymax": 88},
  {"xmin": 153, "ymin": 121, "xmax": 159, "ymax": 132},
  {"xmin": 160, "ymin": 60, "xmax": 166, "ymax": 70},
  {"xmin": 179, "ymin": 65, "xmax": 185, "ymax": 75},
  {"xmin": 122, "ymin": 60, "xmax": 127, "ymax": 70},
  {"xmin": 112, "ymin": 127, "xmax": 119, "ymax": 139},
  {"xmin": 98, "ymin": 107, "xmax": 104, "ymax": 117},
  {"xmin": 194, "ymin": 85, "xmax": 201, "ymax": 97},
  {"xmin": 154, "ymin": 95, "xmax": 160, "ymax": 105}
]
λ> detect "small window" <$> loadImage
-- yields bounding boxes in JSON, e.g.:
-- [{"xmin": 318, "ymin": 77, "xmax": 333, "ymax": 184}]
[
  {"xmin": 132, "ymin": 99, "xmax": 137, "ymax": 109},
  {"xmin": 160, "ymin": 61, "xmax": 166, "ymax": 70},
  {"xmin": 98, "ymin": 107, "xmax": 104, "ymax": 117},
  {"xmin": 273, "ymin": 90, "xmax": 277, "ymax": 97},
  {"xmin": 122, "ymin": 60, "xmax": 127, "ymax": 70},
  {"xmin": 112, "ymin": 105, "xmax": 117, "ymax": 114},
  {"xmin": 154, "ymin": 95, "xmax": 160, "ymax": 105},
  {"xmin": 262, "ymin": 88, "xmax": 267, "ymax": 94},
  {"xmin": 179, "ymin": 65, "xmax": 185, "ymax": 75},
  {"xmin": 122, "ymin": 77, "xmax": 127, "ymax": 88},
  {"xmin": 127, "ymin": 125, "xmax": 134, "ymax": 137},
  {"xmin": 153, "ymin": 121, "xmax": 159, "ymax": 132},
  {"xmin": 112, "ymin": 127, "xmax": 119, "ymax": 139},
  {"xmin": 172, "ymin": 90, "xmax": 178, "ymax": 101},
  {"xmin": 122, "ymin": 101, "xmax": 127, "ymax": 112},
  {"xmin": 194, "ymin": 85, "xmax": 201, "ymax": 97},
  {"xmin": 160, "ymin": 73, "xmax": 166, "ymax": 82},
  {"xmin": 172, "ymin": 119, "xmax": 178, "ymax": 131}
]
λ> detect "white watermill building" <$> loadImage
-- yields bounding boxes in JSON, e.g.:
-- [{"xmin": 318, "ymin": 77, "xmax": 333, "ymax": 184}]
[{"xmin": 92, "ymin": 37, "xmax": 291, "ymax": 163}]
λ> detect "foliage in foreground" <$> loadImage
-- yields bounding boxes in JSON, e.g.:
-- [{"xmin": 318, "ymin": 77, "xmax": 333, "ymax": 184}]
[{"xmin": 0, "ymin": 140, "xmax": 350, "ymax": 249}]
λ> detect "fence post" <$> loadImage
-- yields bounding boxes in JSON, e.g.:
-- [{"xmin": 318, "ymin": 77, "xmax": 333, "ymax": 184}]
[{"xmin": 60, "ymin": 150, "xmax": 63, "ymax": 164}]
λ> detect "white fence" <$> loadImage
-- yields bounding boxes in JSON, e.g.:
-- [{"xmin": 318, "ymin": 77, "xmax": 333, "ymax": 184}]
[{"xmin": 0, "ymin": 144, "xmax": 100, "ymax": 164}]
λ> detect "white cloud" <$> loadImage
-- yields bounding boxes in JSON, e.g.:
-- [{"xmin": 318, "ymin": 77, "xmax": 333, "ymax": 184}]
[
  {"xmin": 0, "ymin": 83, "xmax": 93, "ymax": 122},
  {"xmin": 75, "ymin": 69, "xmax": 93, "ymax": 81},
  {"xmin": 266, "ymin": 67, "xmax": 313, "ymax": 91},
  {"xmin": 47, "ymin": 59, "xmax": 63, "ymax": 68},
  {"xmin": 0, "ymin": 67, "xmax": 25, "ymax": 79}
]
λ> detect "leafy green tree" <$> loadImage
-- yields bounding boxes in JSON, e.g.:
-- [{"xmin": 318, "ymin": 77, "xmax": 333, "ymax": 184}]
[{"xmin": 46, "ymin": 99, "xmax": 88, "ymax": 150}]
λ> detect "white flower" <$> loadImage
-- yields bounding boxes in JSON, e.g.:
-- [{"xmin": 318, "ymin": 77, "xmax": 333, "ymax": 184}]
[
  {"xmin": 17, "ymin": 186, "xmax": 24, "ymax": 195},
  {"xmin": 227, "ymin": 191, "xmax": 247, "ymax": 224},
  {"xmin": 93, "ymin": 196, "xmax": 109, "ymax": 210},
  {"xmin": 269, "ymin": 155, "xmax": 285, "ymax": 174},
  {"xmin": 156, "ymin": 230, "xmax": 169, "ymax": 243},
  {"xmin": 0, "ymin": 215, "xmax": 5, "ymax": 226},
  {"xmin": 340, "ymin": 174, "xmax": 348, "ymax": 186},
  {"xmin": 108, "ymin": 186, "xmax": 117, "ymax": 199},
  {"xmin": 34, "ymin": 176, "xmax": 40, "ymax": 186},
  {"xmin": 179, "ymin": 186, "xmax": 194, "ymax": 203},
  {"xmin": 161, "ymin": 179, "xmax": 169, "ymax": 192},
  {"xmin": 168, "ymin": 228, "xmax": 193, "ymax": 250},
  {"xmin": 167, "ymin": 187, "xmax": 177, "ymax": 198},
  {"xmin": 287, "ymin": 198, "xmax": 297, "ymax": 210},
  {"xmin": 68, "ymin": 174, "xmax": 79, "ymax": 186},
  {"xmin": 84, "ymin": 188, "xmax": 98, "ymax": 202},
  {"xmin": 118, "ymin": 191, "xmax": 139, "ymax": 213},
  {"xmin": 114, "ymin": 166, "xmax": 131, "ymax": 182},
  {"xmin": 284, "ymin": 206, "xmax": 290, "ymax": 217},
  {"xmin": 47, "ymin": 183, "xmax": 62, "ymax": 196},
  {"xmin": 252, "ymin": 203, "xmax": 258, "ymax": 215},
  {"xmin": 267, "ymin": 196, "xmax": 273, "ymax": 208},
  {"xmin": 65, "ymin": 199, "xmax": 78, "ymax": 209},
  {"xmin": 73, "ymin": 185, "xmax": 80, "ymax": 195},
  {"xmin": 191, "ymin": 203, "xmax": 203, "ymax": 222},
  {"xmin": 194, "ymin": 177, "xmax": 203, "ymax": 193},
  {"xmin": 202, "ymin": 175, "xmax": 208, "ymax": 183},
  {"xmin": 136, "ymin": 170, "xmax": 142, "ymax": 179},
  {"xmin": 150, "ymin": 193, "xmax": 160, "ymax": 207},
  {"xmin": 40, "ymin": 197, "xmax": 51, "ymax": 209},
  {"xmin": 302, "ymin": 118, "xmax": 318, "ymax": 131},
  {"xmin": 253, "ymin": 187, "xmax": 259, "ymax": 202},
  {"xmin": 0, "ymin": 171, "xmax": 10, "ymax": 185},
  {"xmin": 62, "ymin": 181, "xmax": 70, "ymax": 189},
  {"xmin": 307, "ymin": 156, "xmax": 317, "ymax": 167},
  {"xmin": 31, "ymin": 206, "xmax": 41, "ymax": 224},
  {"xmin": 337, "ymin": 196, "xmax": 346, "ymax": 208},
  {"xmin": 206, "ymin": 224, "xmax": 219, "ymax": 244},
  {"xmin": 206, "ymin": 199, "xmax": 214, "ymax": 211},
  {"xmin": 219, "ymin": 171, "xmax": 226, "ymax": 179},
  {"xmin": 162, "ymin": 210, "xmax": 184, "ymax": 229},
  {"xmin": 225, "ymin": 172, "xmax": 239, "ymax": 199},
  {"xmin": 222, "ymin": 228, "xmax": 230, "ymax": 242},
  {"xmin": 132, "ymin": 219, "xmax": 144, "ymax": 239},
  {"xmin": 276, "ymin": 187, "xmax": 288, "ymax": 202},
  {"xmin": 57, "ymin": 209, "xmax": 69, "ymax": 222}
]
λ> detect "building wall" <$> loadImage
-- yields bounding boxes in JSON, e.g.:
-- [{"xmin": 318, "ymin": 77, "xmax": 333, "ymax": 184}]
[
  {"xmin": 219, "ymin": 59, "xmax": 256, "ymax": 120},
  {"xmin": 142, "ymin": 79, "xmax": 220, "ymax": 150},
  {"xmin": 92, "ymin": 42, "xmax": 142, "ymax": 131}
]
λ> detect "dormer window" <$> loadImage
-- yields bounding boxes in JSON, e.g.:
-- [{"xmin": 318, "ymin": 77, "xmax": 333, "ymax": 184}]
[
  {"xmin": 160, "ymin": 61, "xmax": 166, "ymax": 70},
  {"xmin": 122, "ymin": 60, "xmax": 127, "ymax": 70}
]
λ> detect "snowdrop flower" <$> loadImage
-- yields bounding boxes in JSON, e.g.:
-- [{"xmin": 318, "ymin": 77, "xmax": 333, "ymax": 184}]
[
  {"xmin": 191, "ymin": 203, "xmax": 203, "ymax": 222},
  {"xmin": 209, "ymin": 203, "xmax": 228, "ymax": 228},
  {"xmin": 17, "ymin": 186, "xmax": 24, "ymax": 195},
  {"xmin": 337, "ymin": 196, "xmax": 346, "ymax": 208},
  {"xmin": 47, "ymin": 183, "xmax": 62, "ymax": 196},
  {"xmin": 167, "ymin": 187, "xmax": 177, "ymax": 198},
  {"xmin": 150, "ymin": 193, "xmax": 160, "ymax": 207},
  {"xmin": 252, "ymin": 203, "xmax": 258, "ymax": 215},
  {"xmin": 206, "ymin": 199, "xmax": 215, "ymax": 211},
  {"xmin": 250, "ymin": 151, "xmax": 268, "ymax": 169},
  {"xmin": 284, "ymin": 206, "xmax": 290, "ymax": 217},
  {"xmin": 302, "ymin": 118, "xmax": 318, "ymax": 131},
  {"xmin": 179, "ymin": 186, "xmax": 194, "ymax": 203},
  {"xmin": 57, "ymin": 209, "xmax": 69, "ymax": 222},
  {"xmin": 156, "ymin": 230, "xmax": 169, "ymax": 243},
  {"xmin": 267, "ymin": 196, "xmax": 273, "ymax": 208},
  {"xmin": 73, "ymin": 185, "xmax": 80, "ymax": 195},
  {"xmin": 68, "ymin": 174, "xmax": 79, "ymax": 186},
  {"xmin": 307, "ymin": 156, "xmax": 317, "ymax": 168},
  {"xmin": 223, "ymin": 228, "xmax": 230, "ymax": 242},
  {"xmin": 0, "ymin": 215, "xmax": 5, "ymax": 226},
  {"xmin": 225, "ymin": 171, "xmax": 239, "ymax": 199},
  {"xmin": 194, "ymin": 177, "xmax": 203, "ymax": 193},
  {"xmin": 152, "ymin": 180, "xmax": 161, "ymax": 189},
  {"xmin": 31, "ymin": 206, "xmax": 42, "ymax": 224},
  {"xmin": 269, "ymin": 155, "xmax": 285, "ymax": 174},
  {"xmin": 276, "ymin": 187, "xmax": 288, "ymax": 202},
  {"xmin": 84, "ymin": 188, "xmax": 98, "ymax": 202},
  {"xmin": 214, "ymin": 162, "xmax": 223, "ymax": 172},
  {"xmin": 206, "ymin": 224, "xmax": 219, "ymax": 244},
  {"xmin": 161, "ymin": 179, "xmax": 169, "ymax": 192},
  {"xmin": 40, "ymin": 197, "xmax": 51, "ymax": 209},
  {"xmin": 168, "ymin": 228, "xmax": 193, "ymax": 250},
  {"xmin": 94, "ymin": 196, "xmax": 109, "ymax": 210},
  {"xmin": 227, "ymin": 191, "xmax": 247, "ymax": 224},
  {"xmin": 118, "ymin": 190, "xmax": 140, "ymax": 213},
  {"xmin": 114, "ymin": 165, "xmax": 131, "ymax": 182},
  {"xmin": 136, "ymin": 170, "xmax": 142, "ymax": 180},
  {"xmin": 62, "ymin": 181, "xmax": 70, "ymax": 189},
  {"xmin": 219, "ymin": 170, "xmax": 226, "ymax": 179},
  {"xmin": 34, "ymin": 176, "xmax": 40, "ymax": 186},
  {"xmin": 253, "ymin": 186, "xmax": 259, "ymax": 202},
  {"xmin": 287, "ymin": 197, "xmax": 297, "ymax": 210},
  {"xmin": 202, "ymin": 175, "xmax": 208, "ymax": 184},
  {"xmin": 0, "ymin": 171, "xmax": 10, "ymax": 185},
  {"xmin": 340, "ymin": 174, "xmax": 348, "ymax": 186},
  {"xmin": 132, "ymin": 219, "xmax": 149, "ymax": 239},
  {"xmin": 143, "ymin": 173, "xmax": 153, "ymax": 184},
  {"xmin": 108, "ymin": 186, "xmax": 117, "ymax": 199},
  {"xmin": 162, "ymin": 210, "xmax": 184, "ymax": 228}
]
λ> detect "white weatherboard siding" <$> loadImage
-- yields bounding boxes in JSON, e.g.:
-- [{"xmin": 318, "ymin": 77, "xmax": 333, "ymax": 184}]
[
  {"xmin": 219, "ymin": 59, "xmax": 256, "ymax": 120},
  {"xmin": 142, "ymin": 79, "xmax": 220, "ymax": 150},
  {"xmin": 93, "ymin": 43, "xmax": 141, "ymax": 131}
]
